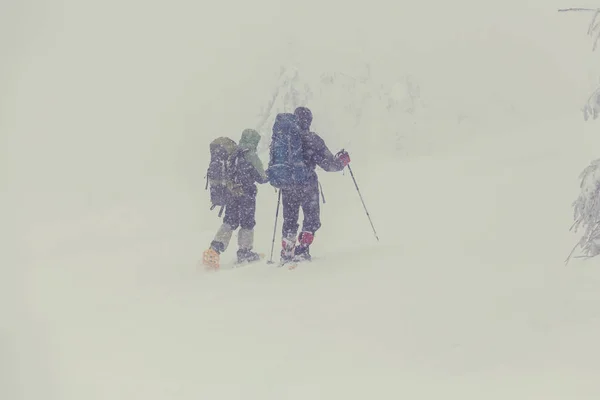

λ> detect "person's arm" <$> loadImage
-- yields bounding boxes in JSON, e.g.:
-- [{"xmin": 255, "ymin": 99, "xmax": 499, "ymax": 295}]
[
  {"xmin": 246, "ymin": 151, "xmax": 269, "ymax": 184},
  {"xmin": 310, "ymin": 134, "xmax": 350, "ymax": 172}
]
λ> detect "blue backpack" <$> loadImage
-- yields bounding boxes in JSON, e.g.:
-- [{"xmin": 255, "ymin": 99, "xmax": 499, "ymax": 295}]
[{"xmin": 266, "ymin": 113, "xmax": 311, "ymax": 189}]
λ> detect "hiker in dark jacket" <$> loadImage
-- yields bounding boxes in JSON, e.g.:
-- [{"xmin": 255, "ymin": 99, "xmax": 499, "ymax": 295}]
[
  {"xmin": 203, "ymin": 129, "xmax": 268, "ymax": 268},
  {"xmin": 280, "ymin": 107, "xmax": 351, "ymax": 263}
]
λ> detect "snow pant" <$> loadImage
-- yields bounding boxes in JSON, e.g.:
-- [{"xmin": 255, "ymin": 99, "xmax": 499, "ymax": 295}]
[
  {"xmin": 281, "ymin": 179, "xmax": 321, "ymax": 239},
  {"xmin": 211, "ymin": 190, "xmax": 256, "ymax": 253}
]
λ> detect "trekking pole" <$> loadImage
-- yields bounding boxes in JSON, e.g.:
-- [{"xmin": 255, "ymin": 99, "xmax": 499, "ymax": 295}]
[
  {"xmin": 347, "ymin": 164, "xmax": 380, "ymax": 242},
  {"xmin": 318, "ymin": 181, "xmax": 326, "ymax": 204},
  {"xmin": 267, "ymin": 189, "xmax": 282, "ymax": 264}
]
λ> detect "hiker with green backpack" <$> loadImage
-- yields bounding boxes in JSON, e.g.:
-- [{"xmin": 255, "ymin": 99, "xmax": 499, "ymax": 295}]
[{"xmin": 202, "ymin": 128, "xmax": 269, "ymax": 269}]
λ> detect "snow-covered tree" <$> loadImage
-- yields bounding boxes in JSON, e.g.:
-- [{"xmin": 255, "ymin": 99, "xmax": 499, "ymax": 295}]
[
  {"xmin": 256, "ymin": 66, "xmax": 312, "ymax": 129},
  {"xmin": 567, "ymin": 158, "xmax": 600, "ymax": 263},
  {"xmin": 560, "ymin": 8, "xmax": 600, "ymax": 263},
  {"xmin": 254, "ymin": 62, "xmax": 431, "ymax": 160},
  {"xmin": 254, "ymin": 65, "xmax": 312, "ymax": 154},
  {"xmin": 559, "ymin": 7, "xmax": 600, "ymax": 120}
]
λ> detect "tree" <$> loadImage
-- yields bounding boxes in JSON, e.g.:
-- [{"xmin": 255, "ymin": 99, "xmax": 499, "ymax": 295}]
[
  {"xmin": 561, "ymin": 8, "xmax": 600, "ymax": 262},
  {"xmin": 256, "ymin": 66, "xmax": 312, "ymax": 132},
  {"xmin": 559, "ymin": 7, "xmax": 600, "ymax": 120}
]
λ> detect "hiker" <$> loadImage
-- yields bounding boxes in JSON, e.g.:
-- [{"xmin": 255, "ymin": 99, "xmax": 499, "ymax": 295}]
[
  {"xmin": 203, "ymin": 128, "xmax": 268, "ymax": 269},
  {"xmin": 268, "ymin": 107, "xmax": 351, "ymax": 264}
]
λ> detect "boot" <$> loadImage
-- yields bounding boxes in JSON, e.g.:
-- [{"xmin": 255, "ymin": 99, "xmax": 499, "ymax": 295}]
[
  {"xmin": 236, "ymin": 248, "xmax": 262, "ymax": 264},
  {"xmin": 294, "ymin": 231, "xmax": 313, "ymax": 262},
  {"xmin": 280, "ymin": 234, "xmax": 296, "ymax": 263},
  {"xmin": 294, "ymin": 245, "xmax": 311, "ymax": 262},
  {"xmin": 236, "ymin": 228, "xmax": 263, "ymax": 264}
]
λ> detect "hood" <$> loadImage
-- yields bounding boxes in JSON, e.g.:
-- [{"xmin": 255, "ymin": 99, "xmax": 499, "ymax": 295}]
[
  {"xmin": 294, "ymin": 107, "xmax": 312, "ymax": 131},
  {"xmin": 239, "ymin": 129, "xmax": 261, "ymax": 151}
]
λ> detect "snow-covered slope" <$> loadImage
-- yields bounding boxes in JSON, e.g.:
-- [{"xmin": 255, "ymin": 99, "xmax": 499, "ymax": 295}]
[
  {"xmin": 4, "ymin": 1, "xmax": 600, "ymax": 399},
  {"xmin": 9, "ymin": 112, "xmax": 600, "ymax": 400}
]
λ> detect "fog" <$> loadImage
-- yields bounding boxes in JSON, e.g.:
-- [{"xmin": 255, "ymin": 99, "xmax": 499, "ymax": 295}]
[{"xmin": 3, "ymin": 1, "xmax": 600, "ymax": 398}]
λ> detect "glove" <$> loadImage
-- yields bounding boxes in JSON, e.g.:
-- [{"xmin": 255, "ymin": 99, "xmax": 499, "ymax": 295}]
[{"xmin": 336, "ymin": 150, "xmax": 350, "ymax": 167}]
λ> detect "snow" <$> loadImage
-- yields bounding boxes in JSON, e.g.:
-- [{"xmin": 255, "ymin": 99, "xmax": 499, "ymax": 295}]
[{"xmin": 4, "ymin": 0, "xmax": 600, "ymax": 399}]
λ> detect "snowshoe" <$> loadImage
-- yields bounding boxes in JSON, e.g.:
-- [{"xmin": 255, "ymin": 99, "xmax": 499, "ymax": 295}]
[
  {"xmin": 202, "ymin": 248, "xmax": 220, "ymax": 270},
  {"xmin": 235, "ymin": 249, "xmax": 264, "ymax": 265}
]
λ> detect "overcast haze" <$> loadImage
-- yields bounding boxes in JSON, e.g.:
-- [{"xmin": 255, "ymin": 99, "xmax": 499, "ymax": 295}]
[{"xmin": 3, "ymin": 1, "xmax": 600, "ymax": 399}]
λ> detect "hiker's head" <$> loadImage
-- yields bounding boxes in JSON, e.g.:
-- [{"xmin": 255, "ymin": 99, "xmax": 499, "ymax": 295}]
[
  {"xmin": 294, "ymin": 107, "xmax": 312, "ymax": 131},
  {"xmin": 239, "ymin": 128, "xmax": 261, "ymax": 151}
]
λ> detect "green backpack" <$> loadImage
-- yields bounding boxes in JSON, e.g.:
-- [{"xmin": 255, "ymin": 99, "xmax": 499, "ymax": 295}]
[{"xmin": 205, "ymin": 137, "xmax": 244, "ymax": 216}]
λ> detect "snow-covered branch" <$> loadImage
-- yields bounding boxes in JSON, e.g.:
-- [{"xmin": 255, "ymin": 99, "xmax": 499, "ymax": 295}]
[
  {"xmin": 567, "ymin": 158, "xmax": 600, "ymax": 263},
  {"xmin": 559, "ymin": 7, "xmax": 600, "ymax": 119}
]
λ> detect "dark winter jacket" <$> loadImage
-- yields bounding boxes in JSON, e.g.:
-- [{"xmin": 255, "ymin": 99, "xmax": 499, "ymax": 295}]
[
  {"xmin": 300, "ymin": 130, "xmax": 345, "ymax": 181},
  {"xmin": 232, "ymin": 129, "xmax": 268, "ymax": 196}
]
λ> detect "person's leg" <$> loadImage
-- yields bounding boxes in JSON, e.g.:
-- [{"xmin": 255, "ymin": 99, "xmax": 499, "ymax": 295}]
[
  {"xmin": 281, "ymin": 188, "xmax": 301, "ymax": 261},
  {"xmin": 295, "ymin": 180, "xmax": 321, "ymax": 260},
  {"xmin": 237, "ymin": 192, "xmax": 261, "ymax": 263},
  {"xmin": 202, "ymin": 199, "xmax": 240, "ymax": 269},
  {"xmin": 210, "ymin": 199, "xmax": 240, "ymax": 253}
]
